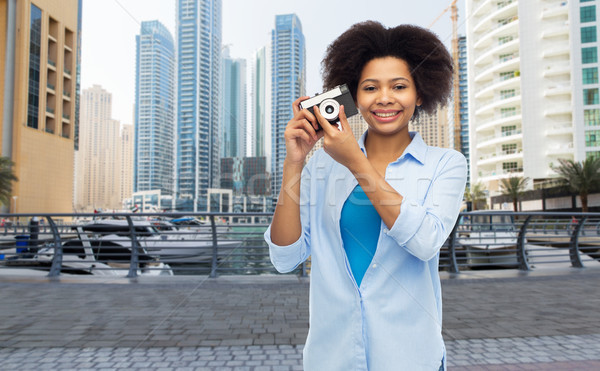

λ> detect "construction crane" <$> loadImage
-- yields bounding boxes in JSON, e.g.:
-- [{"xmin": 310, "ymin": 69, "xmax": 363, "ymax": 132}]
[{"xmin": 429, "ymin": 0, "xmax": 461, "ymax": 153}]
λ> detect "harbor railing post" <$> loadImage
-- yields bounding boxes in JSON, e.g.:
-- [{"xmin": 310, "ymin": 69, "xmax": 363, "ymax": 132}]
[
  {"xmin": 569, "ymin": 216, "xmax": 586, "ymax": 268},
  {"xmin": 210, "ymin": 215, "xmax": 218, "ymax": 278},
  {"xmin": 47, "ymin": 216, "xmax": 63, "ymax": 277},
  {"xmin": 125, "ymin": 216, "xmax": 139, "ymax": 278},
  {"xmin": 448, "ymin": 221, "xmax": 459, "ymax": 274},
  {"xmin": 516, "ymin": 215, "xmax": 532, "ymax": 271}
]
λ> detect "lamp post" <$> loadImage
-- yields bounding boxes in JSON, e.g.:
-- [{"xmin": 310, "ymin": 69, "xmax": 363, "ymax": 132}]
[{"xmin": 12, "ymin": 196, "xmax": 17, "ymax": 223}]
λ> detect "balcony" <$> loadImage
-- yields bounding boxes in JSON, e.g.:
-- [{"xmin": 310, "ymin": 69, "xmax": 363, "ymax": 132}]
[
  {"xmin": 476, "ymin": 111, "xmax": 522, "ymax": 132},
  {"xmin": 474, "ymin": 38, "xmax": 519, "ymax": 67},
  {"xmin": 545, "ymin": 122, "xmax": 573, "ymax": 136},
  {"xmin": 541, "ymin": 2, "xmax": 569, "ymax": 19},
  {"xmin": 474, "ymin": 56, "xmax": 520, "ymax": 82},
  {"xmin": 473, "ymin": 1, "xmax": 518, "ymax": 34},
  {"xmin": 544, "ymin": 104, "xmax": 572, "ymax": 116},
  {"xmin": 475, "ymin": 75, "xmax": 520, "ymax": 99},
  {"xmin": 477, "ymin": 129, "xmax": 523, "ymax": 149},
  {"xmin": 543, "ymin": 63, "xmax": 571, "ymax": 78},
  {"xmin": 541, "ymin": 22, "xmax": 570, "ymax": 40},
  {"xmin": 544, "ymin": 85, "xmax": 571, "ymax": 97},
  {"xmin": 477, "ymin": 148, "xmax": 523, "ymax": 166},
  {"xmin": 478, "ymin": 167, "xmax": 524, "ymax": 180},
  {"xmin": 473, "ymin": 18, "xmax": 519, "ymax": 51},
  {"xmin": 475, "ymin": 94, "xmax": 521, "ymax": 116}
]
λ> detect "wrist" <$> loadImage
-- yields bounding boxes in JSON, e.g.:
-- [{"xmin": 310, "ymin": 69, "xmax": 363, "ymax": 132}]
[{"xmin": 284, "ymin": 158, "xmax": 305, "ymax": 172}]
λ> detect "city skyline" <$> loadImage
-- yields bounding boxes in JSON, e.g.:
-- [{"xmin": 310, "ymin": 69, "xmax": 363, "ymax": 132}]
[{"xmin": 80, "ymin": 0, "xmax": 462, "ymax": 125}]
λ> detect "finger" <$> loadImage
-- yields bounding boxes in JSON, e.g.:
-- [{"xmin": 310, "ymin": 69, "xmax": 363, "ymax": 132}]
[
  {"xmin": 338, "ymin": 105, "xmax": 351, "ymax": 132},
  {"xmin": 313, "ymin": 104, "xmax": 335, "ymax": 135},
  {"xmin": 289, "ymin": 128, "xmax": 313, "ymax": 146},
  {"xmin": 292, "ymin": 96, "xmax": 311, "ymax": 115},
  {"xmin": 297, "ymin": 118, "xmax": 319, "ymax": 141}
]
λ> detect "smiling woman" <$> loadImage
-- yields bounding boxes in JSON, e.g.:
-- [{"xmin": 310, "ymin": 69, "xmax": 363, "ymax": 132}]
[{"xmin": 266, "ymin": 21, "xmax": 467, "ymax": 370}]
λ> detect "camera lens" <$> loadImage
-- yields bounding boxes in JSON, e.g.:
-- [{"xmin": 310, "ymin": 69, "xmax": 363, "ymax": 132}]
[{"xmin": 319, "ymin": 99, "xmax": 340, "ymax": 122}]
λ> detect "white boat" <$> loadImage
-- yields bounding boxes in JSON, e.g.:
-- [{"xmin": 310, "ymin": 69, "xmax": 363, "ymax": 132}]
[{"xmin": 77, "ymin": 219, "xmax": 242, "ymax": 263}]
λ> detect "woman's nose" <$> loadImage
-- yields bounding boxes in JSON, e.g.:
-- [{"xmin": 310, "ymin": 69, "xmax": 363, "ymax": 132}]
[{"xmin": 376, "ymin": 89, "xmax": 393, "ymax": 104}]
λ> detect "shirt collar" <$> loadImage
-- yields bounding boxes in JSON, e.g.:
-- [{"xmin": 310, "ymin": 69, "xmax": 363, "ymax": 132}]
[{"xmin": 358, "ymin": 130, "xmax": 427, "ymax": 165}]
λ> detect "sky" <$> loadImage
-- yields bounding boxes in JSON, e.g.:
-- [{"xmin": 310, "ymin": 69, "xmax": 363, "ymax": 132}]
[{"xmin": 81, "ymin": 0, "xmax": 465, "ymax": 124}]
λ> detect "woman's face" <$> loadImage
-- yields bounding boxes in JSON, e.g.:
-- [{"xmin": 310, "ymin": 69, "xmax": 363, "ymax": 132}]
[{"xmin": 355, "ymin": 57, "xmax": 421, "ymax": 137}]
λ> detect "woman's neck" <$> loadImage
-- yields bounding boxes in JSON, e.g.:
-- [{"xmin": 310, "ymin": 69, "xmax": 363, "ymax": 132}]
[{"xmin": 363, "ymin": 129, "xmax": 413, "ymax": 162}]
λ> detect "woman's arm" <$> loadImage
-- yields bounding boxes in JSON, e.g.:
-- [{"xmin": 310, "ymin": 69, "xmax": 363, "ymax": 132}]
[{"xmin": 270, "ymin": 97, "xmax": 323, "ymax": 246}]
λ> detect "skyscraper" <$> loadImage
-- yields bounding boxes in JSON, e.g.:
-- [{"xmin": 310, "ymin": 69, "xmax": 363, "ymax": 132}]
[
  {"xmin": 458, "ymin": 35, "xmax": 470, "ymax": 187},
  {"xmin": 176, "ymin": 0, "xmax": 222, "ymax": 211},
  {"xmin": 410, "ymin": 107, "xmax": 449, "ymax": 148},
  {"xmin": 120, "ymin": 124, "xmax": 134, "ymax": 205},
  {"xmin": 270, "ymin": 14, "xmax": 305, "ymax": 205},
  {"xmin": 134, "ymin": 20, "xmax": 175, "ymax": 196},
  {"xmin": 221, "ymin": 46, "xmax": 246, "ymax": 159},
  {"xmin": 1, "ymin": 0, "xmax": 81, "ymax": 213},
  {"xmin": 75, "ymin": 85, "xmax": 121, "ymax": 211},
  {"xmin": 250, "ymin": 45, "xmax": 271, "ymax": 160}
]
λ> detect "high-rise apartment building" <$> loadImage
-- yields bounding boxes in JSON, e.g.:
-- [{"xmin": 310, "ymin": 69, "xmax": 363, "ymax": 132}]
[
  {"xmin": 410, "ymin": 107, "xmax": 450, "ymax": 148},
  {"xmin": 134, "ymin": 20, "xmax": 175, "ymax": 196},
  {"xmin": 466, "ymin": 0, "xmax": 579, "ymax": 194},
  {"xmin": 176, "ymin": 0, "xmax": 222, "ymax": 211},
  {"xmin": 250, "ymin": 46, "xmax": 271, "ymax": 160},
  {"xmin": 1, "ymin": 0, "xmax": 81, "ymax": 213},
  {"xmin": 458, "ymin": 35, "xmax": 470, "ymax": 187},
  {"xmin": 221, "ymin": 46, "xmax": 246, "ymax": 158},
  {"xmin": 270, "ymin": 14, "xmax": 305, "ymax": 205},
  {"xmin": 120, "ymin": 124, "xmax": 134, "ymax": 205},
  {"xmin": 75, "ymin": 85, "xmax": 121, "ymax": 211},
  {"xmin": 573, "ymin": 1, "xmax": 600, "ymax": 160}
]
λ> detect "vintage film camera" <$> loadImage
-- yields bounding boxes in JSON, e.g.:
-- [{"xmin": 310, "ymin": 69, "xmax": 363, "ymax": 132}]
[{"xmin": 299, "ymin": 84, "xmax": 359, "ymax": 130}]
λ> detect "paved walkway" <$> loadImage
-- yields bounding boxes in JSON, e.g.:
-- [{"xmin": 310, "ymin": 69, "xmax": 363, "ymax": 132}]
[{"xmin": 1, "ymin": 267, "xmax": 600, "ymax": 370}]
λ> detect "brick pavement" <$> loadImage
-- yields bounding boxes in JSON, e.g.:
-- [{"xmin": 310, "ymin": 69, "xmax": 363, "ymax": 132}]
[{"xmin": 0, "ymin": 268, "xmax": 599, "ymax": 369}]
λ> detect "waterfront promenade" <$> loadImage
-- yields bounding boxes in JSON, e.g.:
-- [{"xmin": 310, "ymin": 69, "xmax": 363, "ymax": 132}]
[{"xmin": 1, "ymin": 267, "xmax": 600, "ymax": 370}]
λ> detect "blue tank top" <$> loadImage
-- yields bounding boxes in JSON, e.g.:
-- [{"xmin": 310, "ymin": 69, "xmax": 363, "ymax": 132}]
[{"xmin": 340, "ymin": 184, "xmax": 381, "ymax": 287}]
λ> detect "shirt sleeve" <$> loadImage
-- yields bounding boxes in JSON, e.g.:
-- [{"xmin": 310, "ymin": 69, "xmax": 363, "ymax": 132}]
[
  {"xmin": 264, "ymin": 164, "xmax": 312, "ymax": 273},
  {"xmin": 384, "ymin": 151, "xmax": 467, "ymax": 261}
]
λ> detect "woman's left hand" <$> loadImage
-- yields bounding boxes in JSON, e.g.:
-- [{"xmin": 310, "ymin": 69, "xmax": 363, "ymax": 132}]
[{"xmin": 315, "ymin": 105, "xmax": 366, "ymax": 172}]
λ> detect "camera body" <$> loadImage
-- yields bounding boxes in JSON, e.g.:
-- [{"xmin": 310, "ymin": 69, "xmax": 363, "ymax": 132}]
[{"xmin": 299, "ymin": 84, "xmax": 359, "ymax": 130}]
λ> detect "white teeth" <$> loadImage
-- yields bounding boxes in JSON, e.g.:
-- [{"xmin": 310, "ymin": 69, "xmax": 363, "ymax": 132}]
[{"xmin": 374, "ymin": 112, "xmax": 399, "ymax": 118}]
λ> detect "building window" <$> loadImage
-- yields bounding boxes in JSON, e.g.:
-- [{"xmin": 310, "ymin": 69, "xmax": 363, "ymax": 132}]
[
  {"xmin": 582, "ymin": 47, "xmax": 598, "ymax": 64},
  {"xmin": 500, "ymin": 107, "xmax": 517, "ymax": 117},
  {"xmin": 499, "ymin": 71, "xmax": 515, "ymax": 81},
  {"xmin": 27, "ymin": 4, "xmax": 42, "ymax": 129},
  {"xmin": 500, "ymin": 89, "xmax": 516, "ymax": 99},
  {"xmin": 586, "ymin": 130, "xmax": 600, "ymax": 147},
  {"xmin": 583, "ymin": 67, "xmax": 599, "ymax": 84},
  {"xmin": 503, "ymin": 162, "xmax": 519, "ymax": 172},
  {"xmin": 581, "ymin": 6, "xmax": 596, "ymax": 23},
  {"xmin": 584, "ymin": 88, "xmax": 600, "ymax": 105},
  {"xmin": 586, "ymin": 151, "xmax": 600, "ymax": 160},
  {"xmin": 501, "ymin": 125, "xmax": 517, "ymax": 136},
  {"xmin": 585, "ymin": 109, "xmax": 600, "ymax": 126},
  {"xmin": 581, "ymin": 26, "xmax": 597, "ymax": 43},
  {"xmin": 502, "ymin": 143, "xmax": 517, "ymax": 155},
  {"xmin": 498, "ymin": 35, "xmax": 514, "ymax": 45}
]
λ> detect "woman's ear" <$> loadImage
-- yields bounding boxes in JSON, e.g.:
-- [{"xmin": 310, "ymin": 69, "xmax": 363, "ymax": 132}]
[{"xmin": 416, "ymin": 96, "xmax": 422, "ymax": 107}]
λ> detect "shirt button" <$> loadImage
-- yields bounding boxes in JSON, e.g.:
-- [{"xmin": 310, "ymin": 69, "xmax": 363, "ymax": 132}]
[
  {"xmin": 383, "ymin": 228, "xmax": 389, "ymax": 233},
  {"xmin": 372, "ymin": 263, "xmax": 377, "ymax": 268}
]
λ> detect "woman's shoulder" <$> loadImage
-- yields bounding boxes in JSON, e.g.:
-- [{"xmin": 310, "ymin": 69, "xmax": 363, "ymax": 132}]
[{"xmin": 425, "ymin": 145, "xmax": 467, "ymax": 166}]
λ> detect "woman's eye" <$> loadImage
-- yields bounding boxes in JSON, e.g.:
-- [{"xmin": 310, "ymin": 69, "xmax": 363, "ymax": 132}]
[
  {"xmin": 394, "ymin": 85, "xmax": 406, "ymax": 90},
  {"xmin": 363, "ymin": 86, "xmax": 376, "ymax": 91}
]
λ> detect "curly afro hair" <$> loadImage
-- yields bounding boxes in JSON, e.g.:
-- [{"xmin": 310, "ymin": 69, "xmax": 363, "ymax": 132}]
[{"xmin": 321, "ymin": 21, "xmax": 453, "ymax": 119}]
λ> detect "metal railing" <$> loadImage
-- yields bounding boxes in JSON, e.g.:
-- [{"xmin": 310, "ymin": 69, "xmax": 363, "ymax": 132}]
[{"xmin": 1, "ymin": 211, "xmax": 599, "ymax": 278}]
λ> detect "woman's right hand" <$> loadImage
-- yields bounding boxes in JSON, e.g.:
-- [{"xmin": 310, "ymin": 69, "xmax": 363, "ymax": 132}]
[{"xmin": 284, "ymin": 96, "xmax": 324, "ymax": 165}]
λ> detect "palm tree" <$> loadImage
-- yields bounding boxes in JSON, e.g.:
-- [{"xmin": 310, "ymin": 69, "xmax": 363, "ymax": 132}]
[
  {"xmin": 464, "ymin": 182, "xmax": 487, "ymax": 211},
  {"xmin": 499, "ymin": 176, "xmax": 529, "ymax": 211},
  {"xmin": 0, "ymin": 156, "xmax": 17, "ymax": 207},
  {"xmin": 552, "ymin": 158, "xmax": 600, "ymax": 212}
]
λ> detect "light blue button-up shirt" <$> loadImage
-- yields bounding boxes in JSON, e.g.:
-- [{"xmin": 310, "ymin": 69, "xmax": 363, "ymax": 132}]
[{"xmin": 265, "ymin": 132, "xmax": 467, "ymax": 371}]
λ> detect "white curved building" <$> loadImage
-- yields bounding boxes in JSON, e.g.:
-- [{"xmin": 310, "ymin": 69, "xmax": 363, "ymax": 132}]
[{"xmin": 466, "ymin": 0, "xmax": 589, "ymax": 194}]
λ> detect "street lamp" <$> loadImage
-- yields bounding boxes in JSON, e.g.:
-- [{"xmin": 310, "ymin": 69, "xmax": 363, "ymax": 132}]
[{"xmin": 12, "ymin": 196, "xmax": 17, "ymax": 223}]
